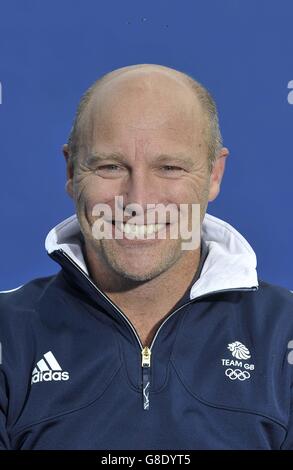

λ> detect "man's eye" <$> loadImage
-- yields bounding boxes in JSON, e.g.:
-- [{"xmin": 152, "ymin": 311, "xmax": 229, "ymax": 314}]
[
  {"xmin": 98, "ymin": 164, "xmax": 120, "ymax": 171},
  {"xmin": 161, "ymin": 165, "xmax": 184, "ymax": 172},
  {"xmin": 93, "ymin": 164, "xmax": 126, "ymax": 178}
]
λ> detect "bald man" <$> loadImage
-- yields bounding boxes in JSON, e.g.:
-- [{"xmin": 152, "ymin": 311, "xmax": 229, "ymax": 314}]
[{"xmin": 0, "ymin": 64, "xmax": 293, "ymax": 450}]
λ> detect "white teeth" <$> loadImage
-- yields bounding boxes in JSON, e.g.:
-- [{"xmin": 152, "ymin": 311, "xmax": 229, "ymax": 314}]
[
  {"xmin": 116, "ymin": 222, "xmax": 166, "ymax": 236},
  {"xmin": 137, "ymin": 225, "xmax": 145, "ymax": 236},
  {"xmin": 147, "ymin": 224, "xmax": 154, "ymax": 235}
]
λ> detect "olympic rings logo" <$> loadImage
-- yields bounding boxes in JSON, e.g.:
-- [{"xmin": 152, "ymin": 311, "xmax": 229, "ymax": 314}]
[{"xmin": 225, "ymin": 368, "xmax": 250, "ymax": 381}]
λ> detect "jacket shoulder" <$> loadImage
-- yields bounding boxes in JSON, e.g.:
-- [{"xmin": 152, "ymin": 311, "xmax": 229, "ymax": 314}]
[
  {"xmin": 257, "ymin": 279, "xmax": 293, "ymax": 305},
  {"xmin": 0, "ymin": 274, "xmax": 58, "ymax": 317}
]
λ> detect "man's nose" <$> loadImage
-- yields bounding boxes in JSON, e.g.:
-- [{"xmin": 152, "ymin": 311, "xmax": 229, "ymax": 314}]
[{"xmin": 122, "ymin": 168, "xmax": 158, "ymax": 212}]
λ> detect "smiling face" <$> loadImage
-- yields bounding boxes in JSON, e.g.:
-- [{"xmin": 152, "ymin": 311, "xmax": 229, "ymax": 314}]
[{"xmin": 64, "ymin": 68, "xmax": 227, "ymax": 283}]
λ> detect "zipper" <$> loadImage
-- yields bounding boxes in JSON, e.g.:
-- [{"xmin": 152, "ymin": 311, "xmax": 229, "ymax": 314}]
[
  {"xmin": 141, "ymin": 347, "xmax": 151, "ymax": 410},
  {"xmin": 57, "ymin": 249, "xmax": 258, "ymax": 411}
]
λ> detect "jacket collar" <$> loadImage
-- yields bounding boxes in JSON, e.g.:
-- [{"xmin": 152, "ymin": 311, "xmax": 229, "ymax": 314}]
[{"xmin": 45, "ymin": 213, "xmax": 259, "ymax": 300}]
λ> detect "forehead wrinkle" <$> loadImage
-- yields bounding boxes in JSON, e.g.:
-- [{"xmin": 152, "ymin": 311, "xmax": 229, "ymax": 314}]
[{"xmin": 86, "ymin": 151, "xmax": 196, "ymax": 166}]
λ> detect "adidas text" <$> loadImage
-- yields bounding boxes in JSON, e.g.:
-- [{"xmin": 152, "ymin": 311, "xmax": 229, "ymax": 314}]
[{"xmin": 31, "ymin": 370, "xmax": 69, "ymax": 384}]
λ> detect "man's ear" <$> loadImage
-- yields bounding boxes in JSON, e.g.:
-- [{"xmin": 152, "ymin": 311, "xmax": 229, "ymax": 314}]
[
  {"xmin": 62, "ymin": 144, "xmax": 74, "ymax": 199},
  {"xmin": 208, "ymin": 147, "xmax": 229, "ymax": 202}
]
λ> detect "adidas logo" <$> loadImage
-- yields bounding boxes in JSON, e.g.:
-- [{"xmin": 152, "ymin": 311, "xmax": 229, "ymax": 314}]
[{"xmin": 31, "ymin": 351, "xmax": 69, "ymax": 384}]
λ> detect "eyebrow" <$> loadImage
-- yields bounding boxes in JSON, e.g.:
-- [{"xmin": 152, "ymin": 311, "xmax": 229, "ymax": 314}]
[
  {"xmin": 154, "ymin": 154, "xmax": 193, "ymax": 166},
  {"xmin": 85, "ymin": 152, "xmax": 194, "ymax": 166},
  {"xmin": 84, "ymin": 152, "xmax": 126, "ymax": 165}
]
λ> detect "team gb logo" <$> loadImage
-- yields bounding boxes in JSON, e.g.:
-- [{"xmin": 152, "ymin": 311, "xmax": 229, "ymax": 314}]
[{"xmin": 227, "ymin": 341, "xmax": 251, "ymax": 360}]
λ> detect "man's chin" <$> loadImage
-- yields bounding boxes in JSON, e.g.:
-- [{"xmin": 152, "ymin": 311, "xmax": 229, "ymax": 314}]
[
  {"xmin": 98, "ymin": 238, "xmax": 184, "ymax": 283},
  {"xmin": 108, "ymin": 264, "xmax": 166, "ymax": 283},
  {"xmin": 104, "ymin": 251, "xmax": 183, "ymax": 283}
]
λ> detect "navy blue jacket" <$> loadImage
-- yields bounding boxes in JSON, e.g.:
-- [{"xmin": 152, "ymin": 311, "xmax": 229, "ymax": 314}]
[{"xmin": 0, "ymin": 213, "xmax": 293, "ymax": 450}]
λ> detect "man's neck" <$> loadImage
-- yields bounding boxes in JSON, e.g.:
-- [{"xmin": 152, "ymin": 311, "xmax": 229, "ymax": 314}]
[{"xmin": 82, "ymin": 242, "xmax": 201, "ymax": 346}]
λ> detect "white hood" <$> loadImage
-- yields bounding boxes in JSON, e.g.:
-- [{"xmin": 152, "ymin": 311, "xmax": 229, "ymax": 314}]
[{"xmin": 45, "ymin": 213, "xmax": 258, "ymax": 299}]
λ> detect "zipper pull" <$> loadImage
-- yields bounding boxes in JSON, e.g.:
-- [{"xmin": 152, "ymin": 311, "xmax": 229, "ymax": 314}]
[{"xmin": 141, "ymin": 346, "xmax": 151, "ymax": 411}]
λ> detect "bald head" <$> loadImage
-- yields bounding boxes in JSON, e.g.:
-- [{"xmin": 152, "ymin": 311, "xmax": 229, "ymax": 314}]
[{"xmin": 67, "ymin": 64, "xmax": 223, "ymax": 173}]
